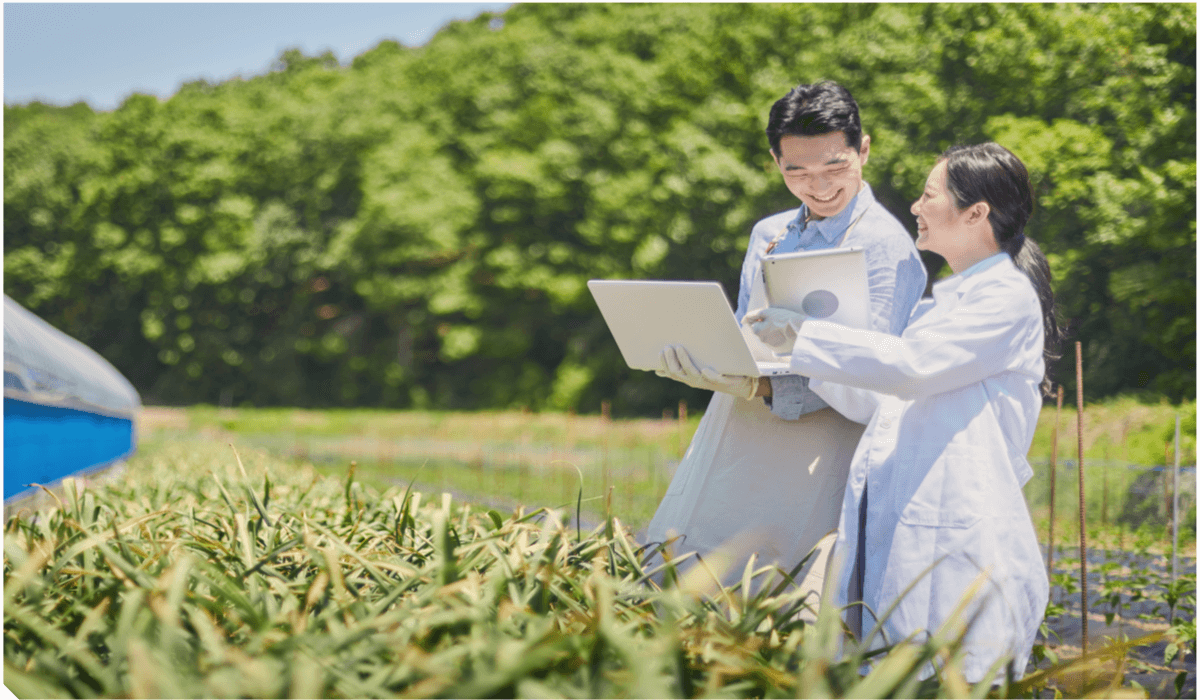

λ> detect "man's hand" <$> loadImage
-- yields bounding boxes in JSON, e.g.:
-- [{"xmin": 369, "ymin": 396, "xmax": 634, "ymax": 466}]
[
  {"xmin": 656, "ymin": 344, "xmax": 758, "ymax": 400},
  {"xmin": 746, "ymin": 307, "xmax": 807, "ymax": 353}
]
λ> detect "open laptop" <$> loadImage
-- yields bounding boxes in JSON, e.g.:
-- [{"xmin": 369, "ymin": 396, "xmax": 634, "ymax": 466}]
[
  {"xmin": 761, "ymin": 247, "xmax": 871, "ymax": 330},
  {"xmin": 587, "ymin": 280, "xmax": 791, "ymax": 377}
]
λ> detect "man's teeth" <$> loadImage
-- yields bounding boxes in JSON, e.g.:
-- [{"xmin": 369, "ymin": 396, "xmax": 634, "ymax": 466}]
[{"xmin": 811, "ymin": 191, "xmax": 839, "ymax": 203}]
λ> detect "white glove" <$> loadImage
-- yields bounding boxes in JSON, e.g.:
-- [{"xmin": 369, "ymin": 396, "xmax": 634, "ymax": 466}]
[
  {"xmin": 656, "ymin": 344, "xmax": 758, "ymax": 400},
  {"xmin": 745, "ymin": 307, "xmax": 807, "ymax": 353}
]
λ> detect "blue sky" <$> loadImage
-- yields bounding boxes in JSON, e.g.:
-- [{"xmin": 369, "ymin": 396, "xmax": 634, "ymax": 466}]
[{"xmin": 3, "ymin": 2, "xmax": 513, "ymax": 111}]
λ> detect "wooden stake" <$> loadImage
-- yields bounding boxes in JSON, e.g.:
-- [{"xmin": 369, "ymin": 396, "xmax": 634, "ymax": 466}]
[
  {"xmin": 1171, "ymin": 414, "xmax": 1181, "ymax": 618},
  {"xmin": 1075, "ymin": 341, "xmax": 1088, "ymax": 655},
  {"xmin": 1048, "ymin": 385, "xmax": 1063, "ymax": 576}
]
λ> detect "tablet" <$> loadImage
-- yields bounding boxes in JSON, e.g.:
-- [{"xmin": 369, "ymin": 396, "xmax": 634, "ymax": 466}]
[{"xmin": 761, "ymin": 247, "xmax": 871, "ymax": 330}]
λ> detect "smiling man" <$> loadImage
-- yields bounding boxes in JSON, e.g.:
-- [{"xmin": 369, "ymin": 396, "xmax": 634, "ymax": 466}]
[{"xmin": 647, "ymin": 81, "xmax": 927, "ymax": 603}]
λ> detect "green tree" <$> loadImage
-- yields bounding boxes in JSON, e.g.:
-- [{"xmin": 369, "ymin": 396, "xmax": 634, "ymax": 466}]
[{"xmin": 4, "ymin": 3, "xmax": 1194, "ymax": 412}]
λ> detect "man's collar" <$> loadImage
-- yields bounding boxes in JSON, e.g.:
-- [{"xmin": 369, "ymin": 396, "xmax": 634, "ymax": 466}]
[{"xmin": 792, "ymin": 182, "xmax": 874, "ymax": 242}]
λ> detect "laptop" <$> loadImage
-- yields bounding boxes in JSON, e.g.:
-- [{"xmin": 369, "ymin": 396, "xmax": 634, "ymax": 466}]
[
  {"xmin": 761, "ymin": 247, "xmax": 871, "ymax": 330},
  {"xmin": 587, "ymin": 280, "xmax": 791, "ymax": 377}
]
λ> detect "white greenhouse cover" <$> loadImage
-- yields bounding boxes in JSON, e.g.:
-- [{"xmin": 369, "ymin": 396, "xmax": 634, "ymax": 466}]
[{"xmin": 3, "ymin": 295, "xmax": 141, "ymax": 418}]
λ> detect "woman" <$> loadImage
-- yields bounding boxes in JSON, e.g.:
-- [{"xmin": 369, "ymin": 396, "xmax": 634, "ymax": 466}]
[{"xmin": 748, "ymin": 142, "xmax": 1060, "ymax": 682}]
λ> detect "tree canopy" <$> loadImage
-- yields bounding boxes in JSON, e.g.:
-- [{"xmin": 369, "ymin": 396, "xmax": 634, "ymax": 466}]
[{"xmin": 5, "ymin": 3, "xmax": 1195, "ymax": 413}]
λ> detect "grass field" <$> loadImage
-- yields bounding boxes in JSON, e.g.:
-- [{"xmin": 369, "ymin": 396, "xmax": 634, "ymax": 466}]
[
  {"xmin": 138, "ymin": 405, "xmax": 699, "ymax": 530},
  {"xmin": 5, "ymin": 434, "xmax": 1193, "ymax": 698},
  {"xmin": 138, "ymin": 396, "xmax": 1198, "ymax": 552}
]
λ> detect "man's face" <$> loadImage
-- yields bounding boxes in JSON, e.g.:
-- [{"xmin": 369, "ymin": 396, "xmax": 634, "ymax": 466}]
[{"xmin": 772, "ymin": 131, "xmax": 870, "ymax": 219}]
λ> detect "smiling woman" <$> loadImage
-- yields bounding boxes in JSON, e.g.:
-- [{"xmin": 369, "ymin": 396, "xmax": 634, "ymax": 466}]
[{"xmin": 749, "ymin": 142, "xmax": 1064, "ymax": 683}]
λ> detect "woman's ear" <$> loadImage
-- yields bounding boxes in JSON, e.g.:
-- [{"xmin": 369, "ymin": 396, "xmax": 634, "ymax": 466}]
[{"xmin": 966, "ymin": 201, "xmax": 990, "ymax": 226}]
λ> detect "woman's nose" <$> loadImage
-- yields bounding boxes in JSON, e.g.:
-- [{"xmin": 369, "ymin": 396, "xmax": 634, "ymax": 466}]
[{"xmin": 910, "ymin": 198, "xmax": 921, "ymax": 216}]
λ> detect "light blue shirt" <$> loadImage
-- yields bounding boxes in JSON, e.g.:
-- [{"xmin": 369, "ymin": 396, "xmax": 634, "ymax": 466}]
[{"xmin": 734, "ymin": 182, "xmax": 927, "ymax": 420}]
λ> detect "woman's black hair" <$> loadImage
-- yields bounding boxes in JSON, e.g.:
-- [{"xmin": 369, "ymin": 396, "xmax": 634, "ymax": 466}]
[
  {"xmin": 940, "ymin": 142, "xmax": 1062, "ymax": 395},
  {"xmin": 766, "ymin": 81, "xmax": 863, "ymax": 155}
]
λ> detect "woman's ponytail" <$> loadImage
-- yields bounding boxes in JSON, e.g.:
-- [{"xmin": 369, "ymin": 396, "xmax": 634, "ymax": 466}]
[
  {"xmin": 942, "ymin": 143, "xmax": 1062, "ymax": 395},
  {"xmin": 1006, "ymin": 235, "xmax": 1062, "ymax": 395}
]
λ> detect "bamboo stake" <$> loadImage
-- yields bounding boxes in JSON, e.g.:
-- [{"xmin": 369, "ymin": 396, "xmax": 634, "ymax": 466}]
[
  {"xmin": 1048, "ymin": 385, "xmax": 1062, "ymax": 576},
  {"xmin": 1075, "ymin": 341, "xmax": 1088, "ymax": 655}
]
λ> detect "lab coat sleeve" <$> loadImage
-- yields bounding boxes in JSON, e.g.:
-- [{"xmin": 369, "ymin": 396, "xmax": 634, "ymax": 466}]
[
  {"xmin": 789, "ymin": 277, "xmax": 1042, "ymax": 400},
  {"xmin": 808, "ymin": 378, "xmax": 878, "ymax": 425}
]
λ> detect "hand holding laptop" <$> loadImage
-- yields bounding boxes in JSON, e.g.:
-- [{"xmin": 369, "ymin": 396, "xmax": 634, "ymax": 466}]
[
  {"xmin": 656, "ymin": 344, "xmax": 759, "ymax": 400},
  {"xmin": 586, "ymin": 280, "xmax": 793, "ymax": 378}
]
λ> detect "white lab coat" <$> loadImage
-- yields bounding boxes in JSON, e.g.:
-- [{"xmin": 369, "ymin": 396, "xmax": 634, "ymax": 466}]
[{"xmin": 791, "ymin": 253, "xmax": 1049, "ymax": 682}]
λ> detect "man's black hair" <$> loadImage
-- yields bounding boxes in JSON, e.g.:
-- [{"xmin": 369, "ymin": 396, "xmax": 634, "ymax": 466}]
[{"xmin": 766, "ymin": 81, "xmax": 863, "ymax": 155}]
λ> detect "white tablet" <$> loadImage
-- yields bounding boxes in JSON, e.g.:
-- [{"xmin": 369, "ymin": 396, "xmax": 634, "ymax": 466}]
[{"xmin": 761, "ymin": 247, "xmax": 871, "ymax": 330}]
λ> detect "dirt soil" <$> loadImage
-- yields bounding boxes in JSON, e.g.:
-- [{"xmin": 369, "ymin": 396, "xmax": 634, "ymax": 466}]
[{"xmin": 1038, "ymin": 548, "xmax": 1195, "ymax": 698}]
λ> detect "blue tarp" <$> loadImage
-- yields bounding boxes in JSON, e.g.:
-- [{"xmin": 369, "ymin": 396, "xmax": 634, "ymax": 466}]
[
  {"xmin": 4, "ymin": 296, "xmax": 140, "ymax": 502},
  {"xmin": 4, "ymin": 398, "xmax": 136, "ymax": 499}
]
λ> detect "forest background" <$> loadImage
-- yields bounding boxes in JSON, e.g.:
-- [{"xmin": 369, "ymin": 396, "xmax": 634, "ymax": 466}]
[{"xmin": 4, "ymin": 3, "xmax": 1195, "ymax": 416}]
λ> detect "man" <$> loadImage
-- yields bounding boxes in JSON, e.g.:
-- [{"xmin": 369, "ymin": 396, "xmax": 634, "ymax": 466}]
[{"xmin": 647, "ymin": 81, "xmax": 926, "ymax": 603}]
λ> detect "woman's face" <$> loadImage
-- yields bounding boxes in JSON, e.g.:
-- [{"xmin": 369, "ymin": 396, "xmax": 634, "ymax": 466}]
[
  {"xmin": 910, "ymin": 160, "xmax": 998, "ymax": 272},
  {"xmin": 910, "ymin": 160, "xmax": 962, "ymax": 254}
]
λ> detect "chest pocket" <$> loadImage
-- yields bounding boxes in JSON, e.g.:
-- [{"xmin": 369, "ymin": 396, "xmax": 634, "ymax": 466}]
[{"xmin": 893, "ymin": 445, "xmax": 988, "ymax": 528}]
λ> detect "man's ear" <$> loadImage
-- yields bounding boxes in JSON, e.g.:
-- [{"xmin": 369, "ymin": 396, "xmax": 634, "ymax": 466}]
[{"xmin": 858, "ymin": 134, "xmax": 871, "ymax": 167}]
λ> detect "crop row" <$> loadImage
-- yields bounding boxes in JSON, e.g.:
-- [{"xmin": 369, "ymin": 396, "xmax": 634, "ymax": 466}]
[{"xmin": 3, "ymin": 441, "xmax": 1182, "ymax": 698}]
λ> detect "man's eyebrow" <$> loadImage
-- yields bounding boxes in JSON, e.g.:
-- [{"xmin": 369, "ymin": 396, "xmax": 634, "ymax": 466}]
[{"xmin": 783, "ymin": 156, "xmax": 849, "ymax": 170}]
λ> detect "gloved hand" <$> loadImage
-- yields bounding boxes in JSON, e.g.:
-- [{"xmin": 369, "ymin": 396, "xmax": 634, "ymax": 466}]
[
  {"xmin": 745, "ymin": 307, "xmax": 807, "ymax": 353},
  {"xmin": 656, "ymin": 344, "xmax": 758, "ymax": 400}
]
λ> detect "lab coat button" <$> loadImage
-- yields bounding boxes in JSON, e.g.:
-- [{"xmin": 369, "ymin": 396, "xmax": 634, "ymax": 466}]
[{"xmin": 880, "ymin": 419, "xmax": 892, "ymax": 428}]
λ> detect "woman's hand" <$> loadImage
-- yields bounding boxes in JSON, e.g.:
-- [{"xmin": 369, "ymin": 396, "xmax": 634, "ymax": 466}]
[
  {"xmin": 745, "ymin": 307, "xmax": 807, "ymax": 353},
  {"xmin": 656, "ymin": 344, "xmax": 759, "ymax": 400}
]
